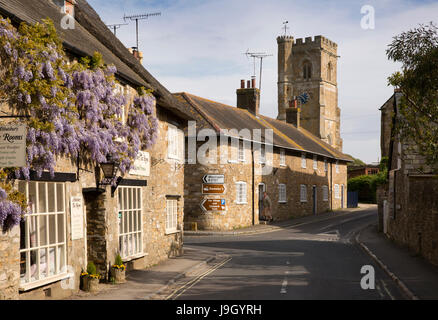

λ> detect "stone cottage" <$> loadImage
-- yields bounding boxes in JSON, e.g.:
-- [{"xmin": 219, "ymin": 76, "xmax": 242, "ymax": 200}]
[
  {"xmin": 0, "ymin": 0, "xmax": 193, "ymax": 299},
  {"xmin": 379, "ymin": 89, "xmax": 438, "ymax": 266},
  {"xmin": 175, "ymin": 77, "xmax": 351, "ymax": 231}
]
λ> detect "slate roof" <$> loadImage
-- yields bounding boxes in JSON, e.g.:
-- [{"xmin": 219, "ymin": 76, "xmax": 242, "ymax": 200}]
[
  {"xmin": 174, "ymin": 92, "xmax": 353, "ymax": 162},
  {"xmin": 0, "ymin": 0, "xmax": 193, "ymax": 120}
]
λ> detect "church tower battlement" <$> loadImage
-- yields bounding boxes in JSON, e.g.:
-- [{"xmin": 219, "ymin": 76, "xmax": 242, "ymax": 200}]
[{"xmin": 277, "ymin": 34, "xmax": 342, "ymax": 152}]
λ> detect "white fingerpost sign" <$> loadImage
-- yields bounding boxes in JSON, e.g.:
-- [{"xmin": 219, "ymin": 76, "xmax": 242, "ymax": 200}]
[
  {"xmin": 129, "ymin": 151, "xmax": 150, "ymax": 177},
  {"xmin": 70, "ymin": 196, "xmax": 84, "ymax": 240},
  {"xmin": 0, "ymin": 122, "xmax": 26, "ymax": 167}
]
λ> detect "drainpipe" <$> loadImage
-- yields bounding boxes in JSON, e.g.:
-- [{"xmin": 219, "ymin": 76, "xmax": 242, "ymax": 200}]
[
  {"xmin": 330, "ymin": 162, "xmax": 333, "ymax": 211},
  {"xmin": 251, "ymin": 147, "xmax": 255, "ymax": 225}
]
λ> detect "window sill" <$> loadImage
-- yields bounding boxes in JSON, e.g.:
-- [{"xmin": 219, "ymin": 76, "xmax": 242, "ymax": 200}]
[
  {"xmin": 236, "ymin": 202, "xmax": 248, "ymax": 205},
  {"xmin": 280, "ymin": 164, "xmax": 287, "ymax": 167},
  {"xmin": 122, "ymin": 252, "xmax": 148, "ymax": 262},
  {"xmin": 228, "ymin": 160, "xmax": 238, "ymax": 163},
  {"xmin": 278, "ymin": 201, "xmax": 287, "ymax": 204},
  {"xmin": 19, "ymin": 272, "xmax": 70, "ymax": 292},
  {"xmin": 300, "ymin": 200, "xmax": 307, "ymax": 203},
  {"xmin": 165, "ymin": 229, "xmax": 181, "ymax": 235}
]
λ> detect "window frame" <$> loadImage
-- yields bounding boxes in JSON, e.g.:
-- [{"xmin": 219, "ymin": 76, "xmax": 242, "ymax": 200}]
[
  {"xmin": 334, "ymin": 184, "xmax": 340, "ymax": 199},
  {"xmin": 18, "ymin": 181, "xmax": 68, "ymax": 291},
  {"xmin": 313, "ymin": 155, "xmax": 318, "ymax": 170},
  {"xmin": 165, "ymin": 199, "xmax": 178, "ymax": 234},
  {"xmin": 324, "ymin": 158, "xmax": 328, "ymax": 172},
  {"xmin": 278, "ymin": 184, "xmax": 287, "ymax": 203},
  {"xmin": 335, "ymin": 160, "xmax": 340, "ymax": 173},
  {"xmin": 300, "ymin": 184, "xmax": 307, "ymax": 202},
  {"xmin": 167, "ymin": 124, "xmax": 184, "ymax": 161},
  {"xmin": 238, "ymin": 139, "xmax": 246, "ymax": 162},
  {"xmin": 236, "ymin": 182, "xmax": 247, "ymax": 204},
  {"xmin": 118, "ymin": 186, "xmax": 143, "ymax": 260},
  {"xmin": 301, "ymin": 153, "xmax": 307, "ymax": 169},
  {"xmin": 322, "ymin": 185, "xmax": 329, "ymax": 201},
  {"xmin": 280, "ymin": 149, "xmax": 286, "ymax": 167}
]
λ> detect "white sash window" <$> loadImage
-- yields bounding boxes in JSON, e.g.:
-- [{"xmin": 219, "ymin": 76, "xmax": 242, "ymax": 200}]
[
  {"xmin": 118, "ymin": 187, "xmax": 143, "ymax": 259},
  {"xmin": 18, "ymin": 181, "xmax": 67, "ymax": 289}
]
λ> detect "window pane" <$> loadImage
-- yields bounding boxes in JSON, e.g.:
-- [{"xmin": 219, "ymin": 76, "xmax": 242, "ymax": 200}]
[
  {"xmin": 40, "ymin": 248, "xmax": 48, "ymax": 279},
  {"xmin": 48, "ymin": 247, "xmax": 55, "ymax": 276},
  {"xmin": 56, "ymin": 184, "xmax": 64, "ymax": 212},
  {"xmin": 29, "ymin": 182, "xmax": 37, "ymax": 213},
  {"xmin": 123, "ymin": 188, "xmax": 127, "ymax": 211},
  {"xmin": 29, "ymin": 215, "xmax": 38, "ymax": 248},
  {"xmin": 128, "ymin": 188, "xmax": 132, "ymax": 210},
  {"xmin": 123, "ymin": 211, "xmax": 128, "ymax": 234},
  {"xmin": 57, "ymin": 214, "xmax": 64, "ymax": 243},
  {"xmin": 39, "ymin": 215, "xmax": 47, "ymax": 246},
  {"xmin": 49, "ymin": 214, "xmax": 56, "ymax": 244},
  {"xmin": 48, "ymin": 183, "xmax": 55, "ymax": 212},
  {"xmin": 57, "ymin": 245, "xmax": 65, "ymax": 272},
  {"xmin": 137, "ymin": 189, "xmax": 141, "ymax": 209},
  {"xmin": 37, "ymin": 183, "xmax": 46, "ymax": 213}
]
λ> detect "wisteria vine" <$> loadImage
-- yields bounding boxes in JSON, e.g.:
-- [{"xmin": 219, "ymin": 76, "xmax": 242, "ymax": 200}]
[{"xmin": 0, "ymin": 18, "xmax": 158, "ymax": 230}]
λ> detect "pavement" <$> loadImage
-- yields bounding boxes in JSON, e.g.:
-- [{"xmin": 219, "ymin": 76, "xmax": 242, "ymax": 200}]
[
  {"xmin": 356, "ymin": 223, "xmax": 438, "ymax": 300},
  {"xmin": 68, "ymin": 203, "xmax": 438, "ymax": 300}
]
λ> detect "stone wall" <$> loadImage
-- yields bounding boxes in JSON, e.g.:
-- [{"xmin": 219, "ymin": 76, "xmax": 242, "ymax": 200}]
[
  {"xmin": 184, "ymin": 139, "xmax": 348, "ymax": 231},
  {"xmin": 0, "ymin": 226, "xmax": 20, "ymax": 300}
]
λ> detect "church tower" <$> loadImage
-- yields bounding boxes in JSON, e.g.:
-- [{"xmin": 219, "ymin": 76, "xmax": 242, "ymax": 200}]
[{"xmin": 277, "ymin": 35, "xmax": 342, "ymax": 152}]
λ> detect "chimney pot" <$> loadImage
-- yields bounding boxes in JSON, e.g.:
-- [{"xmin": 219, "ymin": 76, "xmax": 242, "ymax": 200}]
[
  {"xmin": 251, "ymin": 76, "xmax": 256, "ymax": 89},
  {"xmin": 286, "ymin": 100, "xmax": 300, "ymax": 128},
  {"xmin": 241, "ymin": 80, "xmax": 245, "ymax": 89},
  {"xmin": 247, "ymin": 80, "xmax": 251, "ymax": 89}
]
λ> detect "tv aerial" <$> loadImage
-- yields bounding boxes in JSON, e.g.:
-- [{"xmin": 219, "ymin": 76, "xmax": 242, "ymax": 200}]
[
  {"xmin": 243, "ymin": 50, "xmax": 273, "ymax": 91},
  {"xmin": 282, "ymin": 21, "xmax": 289, "ymax": 36},
  {"xmin": 123, "ymin": 12, "xmax": 161, "ymax": 51},
  {"xmin": 106, "ymin": 23, "xmax": 128, "ymax": 37}
]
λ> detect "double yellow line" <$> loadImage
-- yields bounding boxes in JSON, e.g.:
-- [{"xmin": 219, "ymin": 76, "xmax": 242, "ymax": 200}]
[{"xmin": 165, "ymin": 256, "xmax": 232, "ymax": 300}]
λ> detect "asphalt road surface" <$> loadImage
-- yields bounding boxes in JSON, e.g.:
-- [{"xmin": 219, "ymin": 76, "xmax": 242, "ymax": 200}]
[{"xmin": 175, "ymin": 207, "xmax": 406, "ymax": 300}]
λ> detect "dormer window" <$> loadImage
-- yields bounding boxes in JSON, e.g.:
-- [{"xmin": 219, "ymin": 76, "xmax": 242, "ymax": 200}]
[{"xmin": 303, "ymin": 61, "xmax": 312, "ymax": 80}]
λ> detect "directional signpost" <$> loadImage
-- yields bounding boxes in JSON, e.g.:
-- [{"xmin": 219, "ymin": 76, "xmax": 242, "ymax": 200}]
[
  {"xmin": 201, "ymin": 174, "xmax": 226, "ymax": 212},
  {"xmin": 202, "ymin": 184, "xmax": 226, "ymax": 195},
  {"xmin": 200, "ymin": 199, "xmax": 226, "ymax": 212},
  {"xmin": 203, "ymin": 174, "xmax": 224, "ymax": 184}
]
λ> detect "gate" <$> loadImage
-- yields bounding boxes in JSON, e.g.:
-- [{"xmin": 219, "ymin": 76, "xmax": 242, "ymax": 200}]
[{"xmin": 347, "ymin": 191, "xmax": 358, "ymax": 208}]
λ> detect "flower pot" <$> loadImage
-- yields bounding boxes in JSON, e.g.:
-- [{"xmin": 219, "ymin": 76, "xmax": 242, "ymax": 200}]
[
  {"xmin": 112, "ymin": 267, "xmax": 126, "ymax": 283},
  {"xmin": 82, "ymin": 276, "xmax": 99, "ymax": 292}
]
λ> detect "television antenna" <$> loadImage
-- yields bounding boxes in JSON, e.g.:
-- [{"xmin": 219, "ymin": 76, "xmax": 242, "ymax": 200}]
[
  {"xmin": 106, "ymin": 23, "xmax": 128, "ymax": 37},
  {"xmin": 123, "ymin": 12, "xmax": 161, "ymax": 51},
  {"xmin": 243, "ymin": 50, "xmax": 273, "ymax": 91}
]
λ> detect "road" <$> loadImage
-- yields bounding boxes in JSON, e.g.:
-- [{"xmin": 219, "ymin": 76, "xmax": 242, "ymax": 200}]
[{"xmin": 170, "ymin": 207, "xmax": 407, "ymax": 300}]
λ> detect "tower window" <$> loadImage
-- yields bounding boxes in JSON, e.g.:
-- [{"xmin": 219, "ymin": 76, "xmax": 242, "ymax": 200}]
[
  {"xmin": 327, "ymin": 62, "xmax": 332, "ymax": 81},
  {"xmin": 303, "ymin": 61, "xmax": 312, "ymax": 80}
]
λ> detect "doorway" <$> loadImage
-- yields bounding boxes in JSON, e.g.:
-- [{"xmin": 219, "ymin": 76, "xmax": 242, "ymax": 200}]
[
  {"xmin": 341, "ymin": 185, "xmax": 345, "ymax": 209},
  {"xmin": 312, "ymin": 185, "xmax": 317, "ymax": 215},
  {"xmin": 258, "ymin": 183, "xmax": 265, "ymax": 220}
]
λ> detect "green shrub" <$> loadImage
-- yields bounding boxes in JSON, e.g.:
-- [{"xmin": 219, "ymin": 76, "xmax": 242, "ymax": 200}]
[
  {"xmin": 114, "ymin": 254, "xmax": 123, "ymax": 267},
  {"xmin": 86, "ymin": 262, "xmax": 97, "ymax": 276}
]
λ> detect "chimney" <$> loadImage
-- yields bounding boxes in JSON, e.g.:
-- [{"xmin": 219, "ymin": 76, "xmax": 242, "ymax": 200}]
[
  {"xmin": 237, "ymin": 78, "xmax": 260, "ymax": 115},
  {"xmin": 286, "ymin": 98, "xmax": 300, "ymax": 128},
  {"xmin": 130, "ymin": 47, "xmax": 144, "ymax": 64}
]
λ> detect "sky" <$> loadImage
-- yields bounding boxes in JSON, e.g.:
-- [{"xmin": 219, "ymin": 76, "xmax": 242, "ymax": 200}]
[{"xmin": 88, "ymin": 0, "xmax": 438, "ymax": 164}]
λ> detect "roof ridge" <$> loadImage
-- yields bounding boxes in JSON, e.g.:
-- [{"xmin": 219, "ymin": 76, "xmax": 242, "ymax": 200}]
[
  {"xmin": 249, "ymin": 114, "xmax": 304, "ymax": 151},
  {"xmin": 179, "ymin": 93, "xmax": 221, "ymax": 133}
]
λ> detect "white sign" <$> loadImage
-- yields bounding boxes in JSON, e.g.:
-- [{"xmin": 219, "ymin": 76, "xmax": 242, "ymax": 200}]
[
  {"xmin": 0, "ymin": 122, "xmax": 26, "ymax": 167},
  {"xmin": 129, "ymin": 151, "xmax": 150, "ymax": 177},
  {"xmin": 70, "ymin": 196, "xmax": 84, "ymax": 240},
  {"xmin": 203, "ymin": 174, "xmax": 225, "ymax": 184}
]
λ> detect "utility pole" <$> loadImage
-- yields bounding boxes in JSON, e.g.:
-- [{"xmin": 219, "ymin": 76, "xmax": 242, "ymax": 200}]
[
  {"xmin": 123, "ymin": 12, "xmax": 161, "ymax": 50},
  {"xmin": 106, "ymin": 23, "xmax": 128, "ymax": 37}
]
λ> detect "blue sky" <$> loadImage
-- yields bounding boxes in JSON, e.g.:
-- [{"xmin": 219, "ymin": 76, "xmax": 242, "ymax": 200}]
[{"xmin": 89, "ymin": 0, "xmax": 438, "ymax": 163}]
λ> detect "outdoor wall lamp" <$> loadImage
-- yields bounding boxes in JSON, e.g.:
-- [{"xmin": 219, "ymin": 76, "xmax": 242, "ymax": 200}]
[{"xmin": 97, "ymin": 159, "xmax": 122, "ymax": 197}]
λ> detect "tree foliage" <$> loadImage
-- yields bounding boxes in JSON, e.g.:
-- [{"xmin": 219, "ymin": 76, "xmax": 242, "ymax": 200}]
[{"xmin": 387, "ymin": 22, "xmax": 438, "ymax": 167}]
